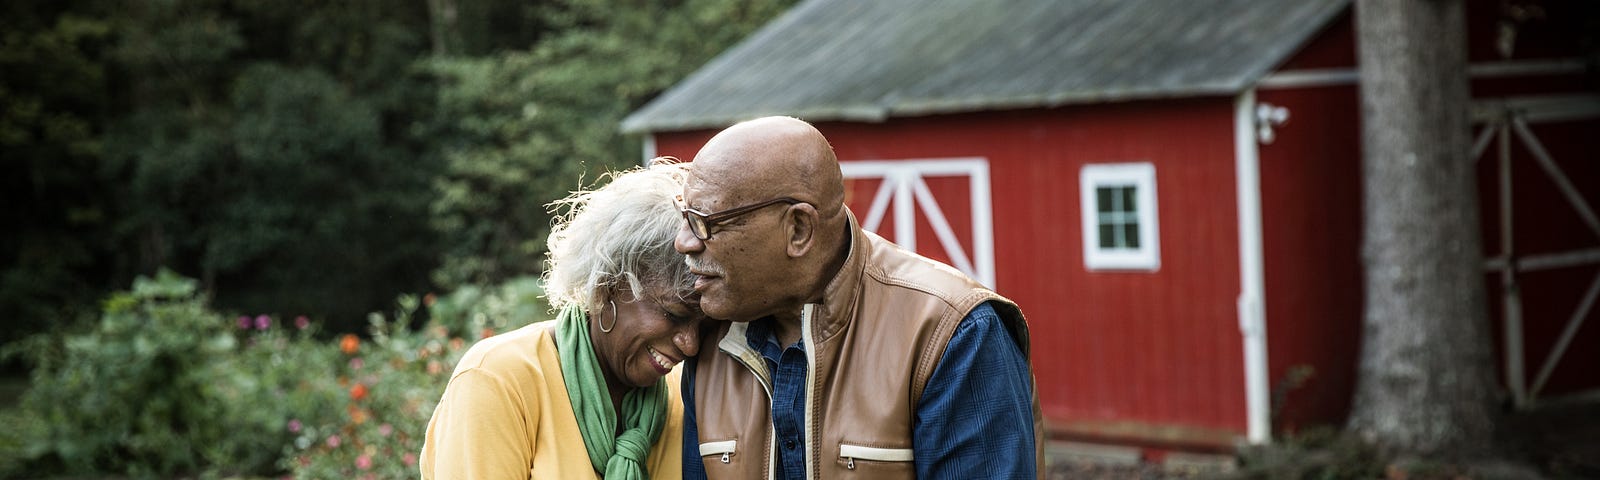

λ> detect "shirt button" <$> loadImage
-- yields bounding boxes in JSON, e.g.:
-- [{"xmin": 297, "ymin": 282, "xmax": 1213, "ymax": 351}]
[{"xmin": 784, "ymin": 439, "xmax": 796, "ymax": 450}]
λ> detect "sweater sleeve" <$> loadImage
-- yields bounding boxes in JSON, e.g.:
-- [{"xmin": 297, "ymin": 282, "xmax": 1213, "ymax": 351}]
[
  {"xmin": 420, "ymin": 367, "xmax": 536, "ymax": 480},
  {"xmin": 912, "ymin": 302, "xmax": 1036, "ymax": 479}
]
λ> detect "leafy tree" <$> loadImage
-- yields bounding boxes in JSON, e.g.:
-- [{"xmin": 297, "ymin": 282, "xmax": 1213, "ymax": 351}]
[
  {"xmin": 98, "ymin": 0, "xmax": 446, "ymax": 331},
  {"xmin": 3, "ymin": 0, "xmax": 795, "ymax": 343},
  {"xmin": 0, "ymin": 1, "xmax": 118, "ymax": 359},
  {"xmin": 425, "ymin": 0, "xmax": 796, "ymax": 288}
]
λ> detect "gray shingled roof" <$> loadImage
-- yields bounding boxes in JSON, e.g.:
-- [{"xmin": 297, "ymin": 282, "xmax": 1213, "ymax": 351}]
[{"xmin": 622, "ymin": 0, "xmax": 1349, "ymax": 133}]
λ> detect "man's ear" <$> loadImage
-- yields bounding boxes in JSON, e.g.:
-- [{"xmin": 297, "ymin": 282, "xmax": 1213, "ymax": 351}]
[{"xmin": 785, "ymin": 203, "xmax": 819, "ymax": 258}]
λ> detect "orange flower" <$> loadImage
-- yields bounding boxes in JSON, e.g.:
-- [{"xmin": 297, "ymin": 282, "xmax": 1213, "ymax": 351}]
[
  {"xmin": 348, "ymin": 405, "xmax": 369, "ymax": 425},
  {"xmin": 448, "ymin": 337, "xmax": 464, "ymax": 351},
  {"xmin": 340, "ymin": 334, "xmax": 360, "ymax": 355},
  {"xmin": 480, "ymin": 327, "xmax": 495, "ymax": 339},
  {"xmin": 350, "ymin": 383, "xmax": 369, "ymax": 401},
  {"xmin": 423, "ymin": 292, "xmax": 437, "ymax": 307}
]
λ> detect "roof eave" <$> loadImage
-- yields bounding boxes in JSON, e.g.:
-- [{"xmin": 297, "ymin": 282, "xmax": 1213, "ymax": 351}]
[{"xmin": 624, "ymin": 83, "xmax": 1250, "ymax": 134}]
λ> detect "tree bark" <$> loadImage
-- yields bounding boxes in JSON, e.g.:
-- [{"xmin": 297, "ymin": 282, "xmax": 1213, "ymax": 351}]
[
  {"xmin": 426, "ymin": 0, "xmax": 461, "ymax": 56},
  {"xmin": 1348, "ymin": 0, "xmax": 1498, "ymax": 457}
]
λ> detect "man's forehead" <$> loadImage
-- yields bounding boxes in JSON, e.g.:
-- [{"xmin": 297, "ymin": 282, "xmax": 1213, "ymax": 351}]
[{"xmin": 681, "ymin": 166, "xmax": 747, "ymax": 206}]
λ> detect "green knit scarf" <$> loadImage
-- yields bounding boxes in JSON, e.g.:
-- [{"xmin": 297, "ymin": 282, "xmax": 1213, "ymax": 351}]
[{"xmin": 556, "ymin": 304, "xmax": 667, "ymax": 480}]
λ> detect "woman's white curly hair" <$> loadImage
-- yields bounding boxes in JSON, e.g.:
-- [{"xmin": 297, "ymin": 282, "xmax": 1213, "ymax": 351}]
[{"xmin": 543, "ymin": 158, "xmax": 693, "ymax": 315}]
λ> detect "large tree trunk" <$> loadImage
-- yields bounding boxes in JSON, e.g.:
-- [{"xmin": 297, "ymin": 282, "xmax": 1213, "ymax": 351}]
[
  {"xmin": 1347, "ymin": 0, "xmax": 1498, "ymax": 457},
  {"xmin": 426, "ymin": 0, "xmax": 461, "ymax": 56}
]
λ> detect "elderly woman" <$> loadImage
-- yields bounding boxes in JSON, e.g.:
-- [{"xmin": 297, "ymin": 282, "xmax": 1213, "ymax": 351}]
[{"xmin": 420, "ymin": 161, "xmax": 704, "ymax": 480}]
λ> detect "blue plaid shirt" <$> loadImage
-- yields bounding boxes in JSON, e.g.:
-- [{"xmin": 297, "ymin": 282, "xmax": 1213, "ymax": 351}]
[{"xmin": 680, "ymin": 302, "xmax": 1036, "ymax": 479}]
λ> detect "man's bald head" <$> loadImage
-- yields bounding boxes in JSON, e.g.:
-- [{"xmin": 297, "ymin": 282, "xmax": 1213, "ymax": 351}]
[
  {"xmin": 676, "ymin": 116, "xmax": 852, "ymax": 322},
  {"xmin": 691, "ymin": 117, "xmax": 844, "ymax": 217}
]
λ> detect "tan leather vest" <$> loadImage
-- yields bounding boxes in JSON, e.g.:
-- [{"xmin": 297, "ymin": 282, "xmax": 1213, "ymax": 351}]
[{"xmin": 690, "ymin": 212, "xmax": 1043, "ymax": 480}]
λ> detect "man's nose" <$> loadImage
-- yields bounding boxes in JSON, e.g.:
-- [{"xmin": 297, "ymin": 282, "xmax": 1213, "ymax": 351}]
[{"xmin": 674, "ymin": 222, "xmax": 704, "ymax": 254}]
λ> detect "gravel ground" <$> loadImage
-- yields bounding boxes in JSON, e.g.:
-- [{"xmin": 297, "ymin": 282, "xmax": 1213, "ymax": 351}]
[{"xmin": 1046, "ymin": 461, "xmax": 1198, "ymax": 480}]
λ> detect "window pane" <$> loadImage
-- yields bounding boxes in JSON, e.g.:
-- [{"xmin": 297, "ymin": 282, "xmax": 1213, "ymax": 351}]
[
  {"xmin": 1121, "ymin": 186, "xmax": 1137, "ymax": 212},
  {"xmin": 1097, "ymin": 187, "xmax": 1115, "ymax": 213},
  {"xmin": 1123, "ymin": 223, "xmax": 1140, "ymax": 248},
  {"xmin": 1099, "ymin": 224, "xmax": 1116, "ymax": 248}
]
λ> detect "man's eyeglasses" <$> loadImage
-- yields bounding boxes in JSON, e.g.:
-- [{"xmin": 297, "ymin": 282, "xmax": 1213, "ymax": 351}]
[{"xmin": 676, "ymin": 194, "xmax": 804, "ymax": 240}]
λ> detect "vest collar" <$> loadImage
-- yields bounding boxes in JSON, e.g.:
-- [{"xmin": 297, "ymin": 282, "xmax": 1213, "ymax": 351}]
[{"xmin": 808, "ymin": 208, "xmax": 869, "ymax": 343}]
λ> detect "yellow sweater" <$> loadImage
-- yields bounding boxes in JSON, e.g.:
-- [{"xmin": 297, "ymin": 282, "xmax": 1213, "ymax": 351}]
[{"xmin": 419, "ymin": 321, "xmax": 683, "ymax": 479}]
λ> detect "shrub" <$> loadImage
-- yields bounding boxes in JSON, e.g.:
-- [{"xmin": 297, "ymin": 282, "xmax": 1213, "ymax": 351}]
[
  {"xmin": 9, "ymin": 269, "xmax": 340, "ymax": 477},
  {"xmin": 286, "ymin": 276, "xmax": 550, "ymax": 478},
  {"xmin": 283, "ymin": 295, "xmax": 453, "ymax": 479},
  {"xmin": 1229, "ymin": 427, "xmax": 1385, "ymax": 480},
  {"xmin": 6, "ymin": 271, "xmax": 552, "ymax": 478},
  {"xmin": 426, "ymin": 275, "xmax": 550, "ymax": 339}
]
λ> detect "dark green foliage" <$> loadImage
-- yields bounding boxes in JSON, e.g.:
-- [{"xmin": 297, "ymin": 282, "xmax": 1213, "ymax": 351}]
[
  {"xmin": 425, "ymin": 0, "xmax": 796, "ymax": 288},
  {"xmin": 0, "ymin": 2, "xmax": 118, "ymax": 362},
  {"xmin": 96, "ymin": 0, "xmax": 445, "ymax": 334},
  {"xmin": 4, "ymin": 0, "xmax": 795, "ymax": 345}
]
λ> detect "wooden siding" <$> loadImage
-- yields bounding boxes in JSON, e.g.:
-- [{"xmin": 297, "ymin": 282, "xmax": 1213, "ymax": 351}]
[{"xmin": 1255, "ymin": 83, "xmax": 1363, "ymax": 434}]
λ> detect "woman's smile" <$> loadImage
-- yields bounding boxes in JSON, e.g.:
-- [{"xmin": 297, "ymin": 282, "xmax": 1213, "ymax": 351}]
[{"xmin": 646, "ymin": 346, "xmax": 680, "ymax": 375}]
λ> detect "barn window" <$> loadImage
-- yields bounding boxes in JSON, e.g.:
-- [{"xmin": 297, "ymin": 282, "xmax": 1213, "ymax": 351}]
[{"xmin": 1080, "ymin": 163, "xmax": 1159, "ymax": 271}]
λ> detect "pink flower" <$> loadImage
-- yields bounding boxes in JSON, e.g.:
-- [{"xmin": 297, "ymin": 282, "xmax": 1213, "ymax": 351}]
[
  {"xmin": 254, "ymin": 314, "xmax": 271, "ymax": 330},
  {"xmin": 237, "ymin": 316, "xmax": 251, "ymax": 329},
  {"xmin": 325, "ymin": 435, "xmax": 341, "ymax": 448},
  {"xmin": 355, "ymin": 454, "xmax": 372, "ymax": 470},
  {"xmin": 294, "ymin": 315, "xmax": 310, "ymax": 330},
  {"xmin": 287, "ymin": 419, "xmax": 302, "ymax": 433},
  {"xmin": 378, "ymin": 423, "xmax": 393, "ymax": 437},
  {"xmin": 403, "ymin": 452, "xmax": 417, "ymax": 467},
  {"xmin": 348, "ymin": 357, "xmax": 364, "ymax": 370}
]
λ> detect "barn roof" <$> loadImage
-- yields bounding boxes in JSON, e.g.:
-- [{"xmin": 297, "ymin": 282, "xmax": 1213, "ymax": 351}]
[{"xmin": 622, "ymin": 0, "xmax": 1349, "ymax": 133}]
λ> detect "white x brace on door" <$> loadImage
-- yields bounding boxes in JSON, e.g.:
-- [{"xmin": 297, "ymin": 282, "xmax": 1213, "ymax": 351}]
[
  {"xmin": 839, "ymin": 158, "xmax": 997, "ymax": 289},
  {"xmin": 1473, "ymin": 94, "xmax": 1600, "ymax": 407}
]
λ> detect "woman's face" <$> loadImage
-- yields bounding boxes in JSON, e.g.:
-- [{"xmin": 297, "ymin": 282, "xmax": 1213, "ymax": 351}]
[{"xmin": 591, "ymin": 284, "xmax": 708, "ymax": 389}]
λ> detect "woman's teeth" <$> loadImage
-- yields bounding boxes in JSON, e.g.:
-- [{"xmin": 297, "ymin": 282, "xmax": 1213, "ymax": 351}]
[{"xmin": 649, "ymin": 348, "xmax": 677, "ymax": 370}]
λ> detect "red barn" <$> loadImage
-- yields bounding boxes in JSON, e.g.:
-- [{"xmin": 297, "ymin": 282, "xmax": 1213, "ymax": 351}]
[{"xmin": 623, "ymin": 0, "xmax": 1600, "ymax": 451}]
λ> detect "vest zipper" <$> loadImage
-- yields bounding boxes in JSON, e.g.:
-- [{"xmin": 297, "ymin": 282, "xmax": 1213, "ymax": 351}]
[
  {"xmin": 801, "ymin": 304, "xmax": 818, "ymax": 480},
  {"xmin": 718, "ymin": 322, "xmax": 779, "ymax": 480},
  {"xmin": 697, "ymin": 440, "xmax": 738, "ymax": 464}
]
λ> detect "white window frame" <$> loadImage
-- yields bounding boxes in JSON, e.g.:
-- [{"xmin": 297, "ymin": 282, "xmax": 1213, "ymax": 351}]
[{"xmin": 1080, "ymin": 162, "xmax": 1160, "ymax": 271}]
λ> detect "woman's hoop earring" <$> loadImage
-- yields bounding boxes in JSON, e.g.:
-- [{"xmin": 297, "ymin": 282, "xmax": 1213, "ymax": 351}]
[{"xmin": 599, "ymin": 300, "xmax": 617, "ymax": 333}]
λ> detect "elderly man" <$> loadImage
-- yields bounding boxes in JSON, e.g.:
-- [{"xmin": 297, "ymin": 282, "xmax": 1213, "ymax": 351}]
[{"xmin": 674, "ymin": 116, "xmax": 1040, "ymax": 479}]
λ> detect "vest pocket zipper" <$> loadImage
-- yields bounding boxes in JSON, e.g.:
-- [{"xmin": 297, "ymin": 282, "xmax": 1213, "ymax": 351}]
[
  {"xmin": 699, "ymin": 440, "xmax": 737, "ymax": 464},
  {"xmin": 838, "ymin": 444, "xmax": 914, "ymax": 470}
]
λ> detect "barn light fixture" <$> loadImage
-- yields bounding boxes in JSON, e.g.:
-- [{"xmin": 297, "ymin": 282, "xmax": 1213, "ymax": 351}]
[{"xmin": 1256, "ymin": 103, "xmax": 1291, "ymax": 144}]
